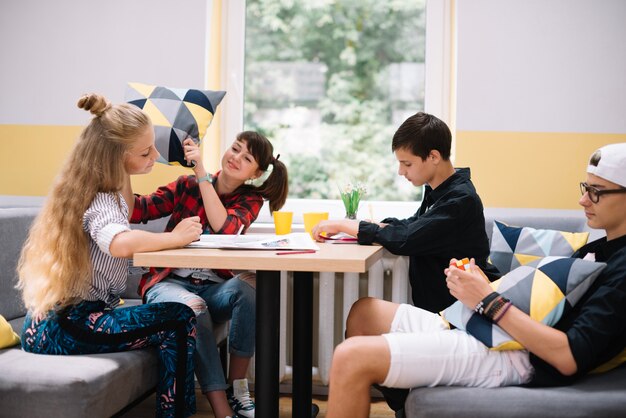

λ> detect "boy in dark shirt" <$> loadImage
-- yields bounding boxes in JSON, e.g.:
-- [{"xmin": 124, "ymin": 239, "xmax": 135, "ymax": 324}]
[
  {"xmin": 324, "ymin": 143, "xmax": 626, "ymax": 418},
  {"xmin": 312, "ymin": 111, "xmax": 497, "ymax": 313}
]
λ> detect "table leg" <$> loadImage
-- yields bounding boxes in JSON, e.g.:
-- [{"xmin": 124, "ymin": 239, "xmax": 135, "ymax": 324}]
[
  {"xmin": 293, "ymin": 271, "xmax": 314, "ymax": 418},
  {"xmin": 256, "ymin": 270, "xmax": 281, "ymax": 418}
]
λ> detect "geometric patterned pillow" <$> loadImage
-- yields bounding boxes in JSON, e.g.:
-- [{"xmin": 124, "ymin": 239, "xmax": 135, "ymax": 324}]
[
  {"xmin": 489, "ymin": 221, "xmax": 589, "ymax": 274},
  {"xmin": 126, "ymin": 82, "xmax": 226, "ymax": 167},
  {"xmin": 441, "ymin": 256, "xmax": 606, "ymax": 351},
  {"xmin": 0, "ymin": 314, "xmax": 20, "ymax": 349}
]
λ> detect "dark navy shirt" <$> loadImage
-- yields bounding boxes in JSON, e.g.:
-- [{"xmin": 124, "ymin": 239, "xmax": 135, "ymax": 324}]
[
  {"xmin": 530, "ymin": 233, "xmax": 626, "ymax": 386},
  {"xmin": 357, "ymin": 168, "xmax": 497, "ymax": 313}
]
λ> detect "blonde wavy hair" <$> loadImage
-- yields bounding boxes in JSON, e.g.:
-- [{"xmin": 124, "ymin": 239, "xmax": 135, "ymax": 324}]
[{"xmin": 17, "ymin": 94, "xmax": 151, "ymax": 316}]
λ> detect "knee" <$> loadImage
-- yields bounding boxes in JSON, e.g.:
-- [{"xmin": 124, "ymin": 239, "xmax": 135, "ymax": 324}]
[
  {"xmin": 330, "ymin": 338, "xmax": 372, "ymax": 382},
  {"xmin": 185, "ymin": 296, "xmax": 208, "ymax": 317},
  {"xmin": 237, "ymin": 271, "xmax": 257, "ymax": 289},
  {"xmin": 232, "ymin": 278, "xmax": 256, "ymax": 305},
  {"xmin": 194, "ymin": 307, "xmax": 214, "ymax": 330},
  {"xmin": 346, "ymin": 297, "xmax": 376, "ymax": 337},
  {"xmin": 170, "ymin": 302, "xmax": 196, "ymax": 322}
]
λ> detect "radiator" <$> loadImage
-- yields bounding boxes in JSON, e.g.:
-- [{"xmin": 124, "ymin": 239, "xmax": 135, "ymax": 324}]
[{"xmin": 268, "ymin": 252, "xmax": 411, "ymax": 387}]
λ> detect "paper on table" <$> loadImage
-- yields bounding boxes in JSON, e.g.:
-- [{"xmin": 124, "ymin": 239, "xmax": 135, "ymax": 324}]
[
  {"xmin": 323, "ymin": 232, "xmax": 358, "ymax": 244},
  {"xmin": 186, "ymin": 232, "xmax": 320, "ymax": 251}
]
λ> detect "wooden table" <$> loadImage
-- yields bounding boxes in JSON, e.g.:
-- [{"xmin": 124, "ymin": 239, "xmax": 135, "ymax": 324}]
[{"xmin": 134, "ymin": 243, "xmax": 383, "ymax": 418}]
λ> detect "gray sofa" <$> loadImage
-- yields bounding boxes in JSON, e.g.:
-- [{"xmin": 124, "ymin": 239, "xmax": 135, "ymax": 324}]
[
  {"xmin": 405, "ymin": 207, "xmax": 626, "ymax": 418},
  {"xmin": 0, "ymin": 203, "xmax": 227, "ymax": 418}
]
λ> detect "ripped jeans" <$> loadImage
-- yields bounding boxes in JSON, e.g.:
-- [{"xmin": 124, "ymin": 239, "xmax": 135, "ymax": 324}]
[{"xmin": 146, "ymin": 275, "xmax": 256, "ymax": 392}]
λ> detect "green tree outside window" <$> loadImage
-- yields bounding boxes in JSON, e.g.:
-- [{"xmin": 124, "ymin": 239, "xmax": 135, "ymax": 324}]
[{"xmin": 244, "ymin": 0, "xmax": 426, "ymax": 201}]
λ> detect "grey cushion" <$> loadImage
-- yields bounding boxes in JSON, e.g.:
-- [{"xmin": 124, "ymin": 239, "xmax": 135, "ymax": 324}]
[
  {"xmin": 483, "ymin": 208, "xmax": 605, "ymax": 242},
  {"xmin": 0, "ymin": 207, "xmax": 39, "ymax": 320},
  {"xmin": 0, "ymin": 345, "xmax": 158, "ymax": 418},
  {"xmin": 0, "ymin": 195, "xmax": 46, "ymax": 209},
  {"xmin": 405, "ymin": 365, "xmax": 626, "ymax": 418}
]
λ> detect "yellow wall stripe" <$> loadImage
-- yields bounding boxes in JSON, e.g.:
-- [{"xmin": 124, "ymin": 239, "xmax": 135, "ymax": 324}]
[
  {"xmin": 455, "ymin": 131, "xmax": 626, "ymax": 209},
  {"xmin": 0, "ymin": 124, "xmax": 192, "ymax": 196},
  {"xmin": 3, "ymin": 126, "xmax": 624, "ymax": 209}
]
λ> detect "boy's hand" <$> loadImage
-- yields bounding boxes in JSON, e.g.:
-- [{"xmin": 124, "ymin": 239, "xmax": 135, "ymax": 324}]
[
  {"xmin": 311, "ymin": 220, "xmax": 340, "ymax": 241},
  {"xmin": 450, "ymin": 257, "xmax": 471, "ymax": 271},
  {"xmin": 311, "ymin": 219, "xmax": 360, "ymax": 242},
  {"xmin": 445, "ymin": 258, "xmax": 493, "ymax": 309},
  {"xmin": 449, "ymin": 257, "xmax": 490, "ymax": 282}
]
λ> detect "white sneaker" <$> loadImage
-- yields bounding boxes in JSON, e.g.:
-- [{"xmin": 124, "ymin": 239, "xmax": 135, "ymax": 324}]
[{"xmin": 226, "ymin": 378, "xmax": 255, "ymax": 418}]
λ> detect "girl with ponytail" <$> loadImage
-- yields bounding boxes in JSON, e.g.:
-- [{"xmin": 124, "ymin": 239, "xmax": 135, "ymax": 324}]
[{"xmin": 131, "ymin": 130, "xmax": 289, "ymax": 418}]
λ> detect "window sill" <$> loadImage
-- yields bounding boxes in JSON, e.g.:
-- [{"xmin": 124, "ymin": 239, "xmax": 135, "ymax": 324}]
[{"xmin": 254, "ymin": 198, "xmax": 420, "ymax": 224}]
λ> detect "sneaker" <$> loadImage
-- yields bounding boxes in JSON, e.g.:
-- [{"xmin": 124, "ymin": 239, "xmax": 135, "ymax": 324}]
[{"xmin": 227, "ymin": 378, "xmax": 255, "ymax": 418}]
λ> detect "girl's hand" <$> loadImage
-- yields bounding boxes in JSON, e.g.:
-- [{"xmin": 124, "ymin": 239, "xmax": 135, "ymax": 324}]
[
  {"xmin": 171, "ymin": 216, "xmax": 203, "ymax": 246},
  {"xmin": 445, "ymin": 258, "xmax": 493, "ymax": 309},
  {"xmin": 182, "ymin": 138, "xmax": 204, "ymax": 174}
]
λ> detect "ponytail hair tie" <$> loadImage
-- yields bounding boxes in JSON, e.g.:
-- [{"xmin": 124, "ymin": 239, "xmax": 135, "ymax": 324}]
[{"xmin": 272, "ymin": 154, "xmax": 280, "ymax": 164}]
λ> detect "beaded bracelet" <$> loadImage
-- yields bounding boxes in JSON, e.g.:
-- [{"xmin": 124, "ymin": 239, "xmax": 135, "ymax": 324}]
[
  {"xmin": 493, "ymin": 301, "xmax": 512, "ymax": 324},
  {"xmin": 474, "ymin": 291, "xmax": 500, "ymax": 315}
]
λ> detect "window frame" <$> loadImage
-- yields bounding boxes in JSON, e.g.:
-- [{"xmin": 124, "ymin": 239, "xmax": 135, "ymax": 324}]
[{"xmin": 220, "ymin": 0, "xmax": 452, "ymax": 224}]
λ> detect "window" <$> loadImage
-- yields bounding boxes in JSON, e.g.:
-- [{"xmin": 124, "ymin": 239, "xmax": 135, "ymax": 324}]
[{"xmin": 222, "ymin": 0, "xmax": 452, "ymax": 222}]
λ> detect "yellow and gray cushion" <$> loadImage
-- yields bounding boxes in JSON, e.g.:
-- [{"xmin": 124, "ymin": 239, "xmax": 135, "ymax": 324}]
[
  {"xmin": 441, "ymin": 256, "xmax": 605, "ymax": 350},
  {"xmin": 126, "ymin": 82, "xmax": 225, "ymax": 167},
  {"xmin": 490, "ymin": 220, "xmax": 589, "ymax": 274},
  {"xmin": 0, "ymin": 315, "xmax": 20, "ymax": 349}
]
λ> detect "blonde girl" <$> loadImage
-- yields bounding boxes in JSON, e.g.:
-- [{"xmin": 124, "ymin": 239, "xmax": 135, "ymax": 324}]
[{"xmin": 18, "ymin": 93, "xmax": 202, "ymax": 418}]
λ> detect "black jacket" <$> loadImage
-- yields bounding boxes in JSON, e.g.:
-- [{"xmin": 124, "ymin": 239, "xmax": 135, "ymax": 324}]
[{"xmin": 358, "ymin": 168, "xmax": 497, "ymax": 313}]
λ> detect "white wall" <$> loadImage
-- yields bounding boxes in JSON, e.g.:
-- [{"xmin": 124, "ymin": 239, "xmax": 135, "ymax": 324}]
[
  {"xmin": 456, "ymin": 0, "xmax": 626, "ymax": 134},
  {"xmin": 0, "ymin": 0, "xmax": 210, "ymax": 126}
]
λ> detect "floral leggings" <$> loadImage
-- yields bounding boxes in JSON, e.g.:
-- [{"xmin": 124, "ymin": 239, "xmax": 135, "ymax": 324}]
[{"xmin": 21, "ymin": 300, "xmax": 197, "ymax": 418}]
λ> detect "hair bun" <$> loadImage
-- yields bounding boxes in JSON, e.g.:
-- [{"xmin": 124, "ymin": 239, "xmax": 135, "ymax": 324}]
[{"xmin": 77, "ymin": 93, "xmax": 111, "ymax": 116}]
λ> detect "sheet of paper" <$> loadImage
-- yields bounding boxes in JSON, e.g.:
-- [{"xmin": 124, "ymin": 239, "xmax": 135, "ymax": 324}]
[
  {"xmin": 186, "ymin": 232, "xmax": 320, "ymax": 251},
  {"xmin": 324, "ymin": 232, "xmax": 358, "ymax": 244}
]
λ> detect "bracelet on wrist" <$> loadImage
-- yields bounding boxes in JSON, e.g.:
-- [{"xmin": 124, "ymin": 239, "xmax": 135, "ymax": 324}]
[
  {"xmin": 485, "ymin": 297, "xmax": 505, "ymax": 319},
  {"xmin": 484, "ymin": 296, "xmax": 510, "ymax": 321},
  {"xmin": 197, "ymin": 173, "xmax": 213, "ymax": 184},
  {"xmin": 474, "ymin": 291, "xmax": 500, "ymax": 315},
  {"xmin": 493, "ymin": 301, "xmax": 512, "ymax": 324}
]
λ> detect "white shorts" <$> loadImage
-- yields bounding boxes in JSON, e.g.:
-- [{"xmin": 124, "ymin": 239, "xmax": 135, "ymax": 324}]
[{"xmin": 381, "ymin": 304, "xmax": 534, "ymax": 388}]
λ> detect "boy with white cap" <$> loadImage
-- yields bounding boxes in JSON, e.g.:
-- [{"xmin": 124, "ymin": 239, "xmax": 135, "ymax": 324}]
[{"xmin": 324, "ymin": 143, "xmax": 626, "ymax": 418}]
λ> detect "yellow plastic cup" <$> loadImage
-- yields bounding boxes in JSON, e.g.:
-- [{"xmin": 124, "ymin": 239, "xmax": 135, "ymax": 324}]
[
  {"xmin": 273, "ymin": 211, "xmax": 294, "ymax": 235},
  {"xmin": 303, "ymin": 212, "xmax": 329, "ymax": 238}
]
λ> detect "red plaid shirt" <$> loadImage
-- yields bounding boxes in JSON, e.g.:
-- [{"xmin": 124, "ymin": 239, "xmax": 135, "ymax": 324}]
[{"xmin": 130, "ymin": 173, "xmax": 264, "ymax": 298}]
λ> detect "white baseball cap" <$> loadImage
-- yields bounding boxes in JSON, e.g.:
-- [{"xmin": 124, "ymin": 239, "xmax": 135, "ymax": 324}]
[{"xmin": 587, "ymin": 143, "xmax": 626, "ymax": 188}]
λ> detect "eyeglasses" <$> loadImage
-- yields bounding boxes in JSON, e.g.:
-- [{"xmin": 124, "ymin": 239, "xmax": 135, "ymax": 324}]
[{"xmin": 580, "ymin": 182, "xmax": 626, "ymax": 203}]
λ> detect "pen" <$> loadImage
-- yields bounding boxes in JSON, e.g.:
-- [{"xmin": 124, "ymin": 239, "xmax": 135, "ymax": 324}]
[
  {"xmin": 275, "ymin": 250, "xmax": 317, "ymax": 255},
  {"xmin": 234, "ymin": 224, "xmax": 245, "ymax": 242}
]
